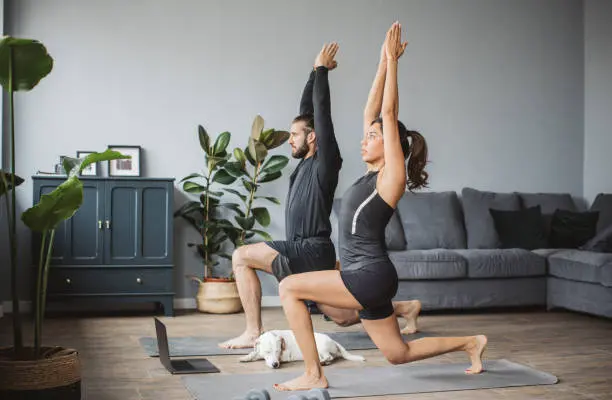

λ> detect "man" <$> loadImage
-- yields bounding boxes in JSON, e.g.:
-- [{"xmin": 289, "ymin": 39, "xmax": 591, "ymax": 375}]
[{"xmin": 219, "ymin": 43, "xmax": 419, "ymax": 349}]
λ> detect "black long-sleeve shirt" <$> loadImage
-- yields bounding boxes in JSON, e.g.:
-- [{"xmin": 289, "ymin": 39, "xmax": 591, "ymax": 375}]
[{"xmin": 284, "ymin": 67, "xmax": 343, "ymax": 241}]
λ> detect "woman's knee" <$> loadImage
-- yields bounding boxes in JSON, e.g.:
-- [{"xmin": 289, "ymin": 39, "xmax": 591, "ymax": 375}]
[{"xmin": 383, "ymin": 351, "xmax": 407, "ymax": 365}]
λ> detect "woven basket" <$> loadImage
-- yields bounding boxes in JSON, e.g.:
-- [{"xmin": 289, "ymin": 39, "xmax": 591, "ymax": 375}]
[{"xmin": 0, "ymin": 346, "xmax": 81, "ymax": 391}]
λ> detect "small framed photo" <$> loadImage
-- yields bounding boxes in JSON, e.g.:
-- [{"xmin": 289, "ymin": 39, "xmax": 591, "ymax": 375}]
[
  {"xmin": 107, "ymin": 145, "xmax": 142, "ymax": 177},
  {"xmin": 76, "ymin": 151, "xmax": 98, "ymax": 176}
]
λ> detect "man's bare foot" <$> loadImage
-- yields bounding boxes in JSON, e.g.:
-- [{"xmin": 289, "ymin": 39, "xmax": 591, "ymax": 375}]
[
  {"xmin": 218, "ymin": 331, "xmax": 260, "ymax": 349},
  {"xmin": 273, "ymin": 373, "xmax": 329, "ymax": 392},
  {"xmin": 464, "ymin": 335, "xmax": 487, "ymax": 374},
  {"xmin": 395, "ymin": 300, "xmax": 421, "ymax": 334}
]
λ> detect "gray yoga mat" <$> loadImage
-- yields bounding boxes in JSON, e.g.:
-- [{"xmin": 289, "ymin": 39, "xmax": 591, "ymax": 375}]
[
  {"xmin": 182, "ymin": 359, "xmax": 558, "ymax": 399},
  {"xmin": 139, "ymin": 330, "xmax": 432, "ymax": 357}
]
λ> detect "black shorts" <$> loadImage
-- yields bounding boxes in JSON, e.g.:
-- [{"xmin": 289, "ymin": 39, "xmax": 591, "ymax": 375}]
[
  {"xmin": 265, "ymin": 237, "xmax": 337, "ymax": 281},
  {"xmin": 340, "ymin": 259, "xmax": 399, "ymax": 320}
]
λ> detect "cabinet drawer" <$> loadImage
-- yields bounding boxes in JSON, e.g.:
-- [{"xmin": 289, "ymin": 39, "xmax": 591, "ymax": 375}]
[{"xmin": 47, "ymin": 268, "xmax": 173, "ymax": 295}]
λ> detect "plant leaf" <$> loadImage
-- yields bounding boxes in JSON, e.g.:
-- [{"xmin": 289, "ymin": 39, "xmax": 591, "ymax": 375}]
[
  {"xmin": 21, "ymin": 176, "xmax": 83, "ymax": 232},
  {"xmin": 265, "ymin": 130, "xmax": 291, "ymax": 150},
  {"xmin": 173, "ymin": 201, "xmax": 202, "ymax": 218},
  {"xmin": 248, "ymin": 137, "xmax": 268, "ymax": 163},
  {"xmin": 235, "ymin": 215, "xmax": 255, "ymax": 230},
  {"xmin": 213, "ymin": 131, "xmax": 231, "ymax": 156},
  {"xmin": 252, "ymin": 207, "xmax": 271, "ymax": 227},
  {"xmin": 198, "ymin": 125, "xmax": 210, "ymax": 155},
  {"xmin": 212, "ymin": 169, "xmax": 237, "ymax": 184},
  {"xmin": 0, "ymin": 36, "xmax": 53, "ymax": 92},
  {"xmin": 218, "ymin": 203, "xmax": 245, "ymax": 217},
  {"xmin": 251, "ymin": 115, "xmax": 264, "ymax": 140},
  {"xmin": 0, "ymin": 170, "xmax": 24, "ymax": 196},
  {"xmin": 78, "ymin": 149, "xmax": 129, "ymax": 176},
  {"xmin": 250, "ymin": 229, "xmax": 273, "ymax": 241},
  {"xmin": 233, "ymin": 148, "xmax": 246, "ymax": 167},
  {"xmin": 242, "ymin": 178, "xmax": 256, "ymax": 192},
  {"xmin": 257, "ymin": 171, "xmax": 282, "ymax": 183},
  {"xmin": 179, "ymin": 172, "xmax": 205, "ymax": 183},
  {"xmin": 224, "ymin": 188, "xmax": 247, "ymax": 202},
  {"xmin": 224, "ymin": 161, "xmax": 246, "ymax": 178},
  {"xmin": 183, "ymin": 181, "xmax": 207, "ymax": 193},
  {"xmin": 243, "ymin": 145, "xmax": 256, "ymax": 167},
  {"xmin": 259, "ymin": 128, "xmax": 274, "ymax": 147},
  {"xmin": 261, "ymin": 155, "xmax": 289, "ymax": 174},
  {"xmin": 254, "ymin": 195, "xmax": 281, "ymax": 205}
]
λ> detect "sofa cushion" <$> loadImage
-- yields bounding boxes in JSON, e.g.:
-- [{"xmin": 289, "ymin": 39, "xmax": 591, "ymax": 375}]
[
  {"xmin": 590, "ymin": 193, "xmax": 612, "ymax": 233},
  {"xmin": 549, "ymin": 210, "xmax": 599, "ymax": 249},
  {"xmin": 531, "ymin": 248, "xmax": 564, "ymax": 258},
  {"xmin": 453, "ymin": 249, "xmax": 546, "ymax": 278},
  {"xmin": 548, "ymin": 250, "xmax": 612, "ymax": 284},
  {"xmin": 333, "ymin": 198, "xmax": 406, "ymax": 251},
  {"xmin": 461, "ymin": 188, "xmax": 520, "ymax": 249},
  {"xmin": 396, "ymin": 191, "xmax": 466, "ymax": 250},
  {"xmin": 388, "ymin": 249, "xmax": 466, "ymax": 280},
  {"xmin": 517, "ymin": 192, "xmax": 577, "ymax": 236},
  {"xmin": 489, "ymin": 205, "xmax": 548, "ymax": 250},
  {"xmin": 600, "ymin": 263, "xmax": 612, "ymax": 287}
]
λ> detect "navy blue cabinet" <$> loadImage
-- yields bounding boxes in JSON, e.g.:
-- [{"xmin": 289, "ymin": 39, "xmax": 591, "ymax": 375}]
[{"xmin": 32, "ymin": 176, "xmax": 175, "ymax": 316}]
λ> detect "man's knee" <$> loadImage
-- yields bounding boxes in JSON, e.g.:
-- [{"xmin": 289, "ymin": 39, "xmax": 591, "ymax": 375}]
[{"xmin": 278, "ymin": 275, "xmax": 300, "ymax": 301}]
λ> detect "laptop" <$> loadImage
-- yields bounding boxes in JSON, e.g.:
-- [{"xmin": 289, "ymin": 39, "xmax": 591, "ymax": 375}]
[{"xmin": 154, "ymin": 317, "xmax": 220, "ymax": 374}]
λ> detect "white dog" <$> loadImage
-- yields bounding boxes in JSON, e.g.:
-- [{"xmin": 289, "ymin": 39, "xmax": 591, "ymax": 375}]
[{"xmin": 239, "ymin": 330, "xmax": 365, "ymax": 369}]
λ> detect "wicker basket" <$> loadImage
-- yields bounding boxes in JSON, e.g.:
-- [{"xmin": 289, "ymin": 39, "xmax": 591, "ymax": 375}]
[{"xmin": 0, "ymin": 346, "xmax": 81, "ymax": 393}]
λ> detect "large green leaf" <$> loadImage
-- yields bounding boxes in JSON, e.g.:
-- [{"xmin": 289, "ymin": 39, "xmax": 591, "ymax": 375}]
[
  {"xmin": 173, "ymin": 201, "xmax": 202, "ymax": 218},
  {"xmin": 224, "ymin": 188, "xmax": 247, "ymax": 202},
  {"xmin": 252, "ymin": 207, "xmax": 270, "ymax": 227},
  {"xmin": 259, "ymin": 128, "xmax": 274, "ymax": 147},
  {"xmin": 235, "ymin": 215, "xmax": 255, "ymax": 230},
  {"xmin": 212, "ymin": 169, "xmax": 237, "ymax": 184},
  {"xmin": 248, "ymin": 137, "xmax": 268, "ymax": 163},
  {"xmin": 217, "ymin": 203, "xmax": 245, "ymax": 217},
  {"xmin": 250, "ymin": 229, "xmax": 273, "ymax": 241},
  {"xmin": 251, "ymin": 115, "xmax": 264, "ymax": 140},
  {"xmin": 198, "ymin": 125, "xmax": 210, "ymax": 155},
  {"xmin": 0, "ymin": 36, "xmax": 53, "ymax": 92},
  {"xmin": 78, "ymin": 149, "xmax": 129, "ymax": 176},
  {"xmin": 213, "ymin": 131, "xmax": 231, "ymax": 156},
  {"xmin": 179, "ymin": 173, "xmax": 205, "ymax": 183},
  {"xmin": 242, "ymin": 178, "xmax": 256, "ymax": 192},
  {"xmin": 183, "ymin": 181, "xmax": 207, "ymax": 193},
  {"xmin": 233, "ymin": 148, "xmax": 246, "ymax": 168},
  {"xmin": 0, "ymin": 170, "xmax": 24, "ymax": 196},
  {"xmin": 21, "ymin": 176, "xmax": 83, "ymax": 232},
  {"xmin": 261, "ymin": 155, "xmax": 289, "ymax": 174},
  {"xmin": 264, "ymin": 130, "xmax": 290, "ymax": 150},
  {"xmin": 254, "ymin": 195, "xmax": 281, "ymax": 205},
  {"xmin": 258, "ymin": 171, "xmax": 282, "ymax": 183},
  {"xmin": 223, "ymin": 161, "xmax": 246, "ymax": 178}
]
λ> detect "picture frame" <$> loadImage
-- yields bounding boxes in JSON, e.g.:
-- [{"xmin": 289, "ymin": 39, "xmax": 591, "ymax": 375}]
[
  {"xmin": 76, "ymin": 151, "xmax": 98, "ymax": 176},
  {"xmin": 107, "ymin": 145, "xmax": 142, "ymax": 177}
]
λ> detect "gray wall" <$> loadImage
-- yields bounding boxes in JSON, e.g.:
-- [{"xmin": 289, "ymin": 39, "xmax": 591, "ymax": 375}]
[
  {"xmin": 584, "ymin": 0, "xmax": 612, "ymax": 204},
  {"xmin": 1, "ymin": 0, "xmax": 587, "ymax": 302}
]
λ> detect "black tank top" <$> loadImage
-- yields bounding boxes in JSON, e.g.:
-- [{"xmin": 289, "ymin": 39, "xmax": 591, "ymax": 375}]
[{"xmin": 338, "ymin": 171, "xmax": 395, "ymax": 270}]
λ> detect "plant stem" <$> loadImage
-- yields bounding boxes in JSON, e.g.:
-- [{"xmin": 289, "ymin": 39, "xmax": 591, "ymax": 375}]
[
  {"xmin": 240, "ymin": 162, "xmax": 262, "ymax": 243},
  {"xmin": 35, "ymin": 230, "xmax": 48, "ymax": 357},
  {"xmin": 204, "ymin": 172, "xmax": 211, "ymax": 279},
  {"xmin": 37, "ymin": 228, "xmax": 56, "ymax": 357},
  {"xmin": 7, "ymin": 45, "xmax": 23, "ymax": 352}
]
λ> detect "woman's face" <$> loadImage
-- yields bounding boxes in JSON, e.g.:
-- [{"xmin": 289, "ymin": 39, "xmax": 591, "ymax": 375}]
[{"xmin": 361, "ymin": 122, "xmax": 384, "ymax": 163}]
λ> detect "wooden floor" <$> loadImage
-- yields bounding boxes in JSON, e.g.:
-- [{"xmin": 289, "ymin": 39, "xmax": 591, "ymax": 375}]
[{"xmin": 1, "ymin": 307, "xmax": 611, "ymax": 399}]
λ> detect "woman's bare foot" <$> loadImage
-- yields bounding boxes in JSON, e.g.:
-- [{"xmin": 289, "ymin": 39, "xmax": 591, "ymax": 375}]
[
  {"xmin": 394, "ymin": 300, "xmax": 421, "ymax": 334},
  {"xmin": 273, "ymin": 373, "xmax": 329, "ymax": 392},
  {"xmin": 218, "ymin": 330, "xmax": 261, "ymax": 349},
  {"xmin": 464, "ymin": 335, "xmax": 487, "ymax": 374}
]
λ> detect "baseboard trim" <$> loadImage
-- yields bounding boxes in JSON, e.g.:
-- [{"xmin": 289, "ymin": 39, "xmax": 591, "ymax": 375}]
[
  {"xmin": 1, "ymin": 297, "xmax": 282, "ymax": 313},
  {"xmin": 174, "ymin": 296, "xmax": 281, "ymax": 309}
]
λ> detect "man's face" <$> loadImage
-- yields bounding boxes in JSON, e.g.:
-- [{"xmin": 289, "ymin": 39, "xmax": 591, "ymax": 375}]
[{"xmin": 288, "ymin": 121, "xmax": 311, "ymax": 159}]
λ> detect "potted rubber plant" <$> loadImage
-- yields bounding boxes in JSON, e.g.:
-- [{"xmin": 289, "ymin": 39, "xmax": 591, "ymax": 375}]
[{"xmin": 0, "ymin": 150, "xmax": 129, "ymax": 399}]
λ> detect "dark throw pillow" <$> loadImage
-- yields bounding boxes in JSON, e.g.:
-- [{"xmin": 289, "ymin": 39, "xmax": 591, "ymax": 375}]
[
  {"xmin": 549, "ymin": 209, "xmax": 599, "ymax": 249},
  {"xmin": 579, "ymin": 223, "xmax": 612, "ymax": 253},
  {"xmin": 489, "ymin": 205, "xmax": 548, "ymax": 250}
]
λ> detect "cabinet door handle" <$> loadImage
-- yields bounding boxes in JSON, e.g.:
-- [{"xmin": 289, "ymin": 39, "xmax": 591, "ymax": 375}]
[
  {"xmin": 105, "ymin": 220, "xmax": 111, "ymax": 229},
  {"xmin": 65, "ymin": 278, "xmax": 71, "ymax": 285},
  {"xmin": 98, "ymin": 220, "xmax": 102, "ymax": 229},
  {"xmin": 136, "ymin": 277, "xmax": 142, "ymax": 284}
]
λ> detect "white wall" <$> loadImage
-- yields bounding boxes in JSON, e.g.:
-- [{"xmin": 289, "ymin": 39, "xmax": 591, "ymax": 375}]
[
  {"xmin": 584, "ymin": 0, "xmax": 612, "ymax": 204},
  {"xmin": 1, "ymin": 0, "xmax": 585, "ymax": 301}
]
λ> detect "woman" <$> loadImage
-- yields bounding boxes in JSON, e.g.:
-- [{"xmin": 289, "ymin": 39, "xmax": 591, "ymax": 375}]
[{"xmin": 273, "ymin": 22, "xmax": 488, "ymax": 392}]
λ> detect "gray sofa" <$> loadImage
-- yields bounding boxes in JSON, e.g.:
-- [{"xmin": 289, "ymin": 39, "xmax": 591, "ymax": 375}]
[{"xmin": 331, "ymin": 189, "xmax": 612, "ymax": 319}]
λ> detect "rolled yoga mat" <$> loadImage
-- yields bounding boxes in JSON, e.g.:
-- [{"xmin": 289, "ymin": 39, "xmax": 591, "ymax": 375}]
[
  {"xmin": 182, "ymin": 359, "xmax": 558, "ymax": 399},
  {"xmin": 139, "ymin": 330, "xmax": 433, "ymax": 357}
]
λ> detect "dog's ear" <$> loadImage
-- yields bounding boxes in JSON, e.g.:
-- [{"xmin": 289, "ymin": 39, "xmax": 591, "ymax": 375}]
[{"xmin": 280, "ymin": 336, "xmax": 286, "ymax": 351}]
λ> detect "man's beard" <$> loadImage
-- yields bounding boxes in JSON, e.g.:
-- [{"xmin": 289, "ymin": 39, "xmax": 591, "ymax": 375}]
[{"xmin": 292, "ymin": 142, "xmax": 309, "ymax": 159}]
